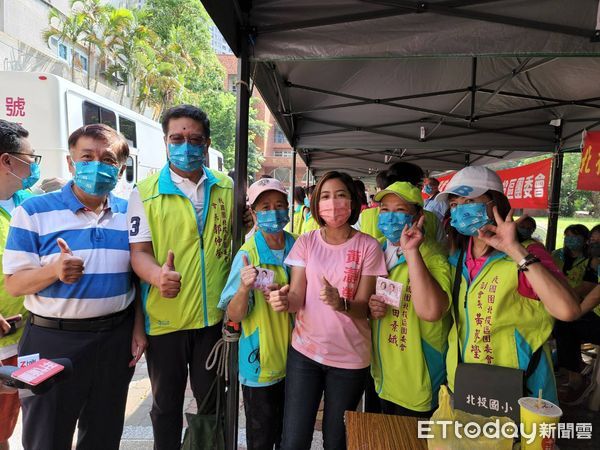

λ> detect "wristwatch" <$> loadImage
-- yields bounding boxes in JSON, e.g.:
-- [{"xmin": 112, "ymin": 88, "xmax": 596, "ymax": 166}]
[{"xmin": 517, "ymin": 254, "xmax": 541, "ymax": 272}]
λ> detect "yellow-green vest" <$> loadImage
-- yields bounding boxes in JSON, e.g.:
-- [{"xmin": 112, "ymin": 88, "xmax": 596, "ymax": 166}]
[
  {"xmin": 551, "ymin": 248, "xmax": 589, "ymax": 289},
  {"xmin": 360, "ymin": 207, "xmax": 440, "ymax": 242},
  {"xmin": 446, "ymin": 250, "xmax": 557, "ymax": 403},
  {"xmin": 371, "ymin": 240, "xmax": 452, "ymax": 412},
  {"xmin": 238, "ymin": 231, "xmax": 295, "ymax": 385},
  {"xmin": 285, "ymin": 204, "xmax": 306, "ymax": 234},
  {"xmin": 302, "ymin": 213, "xmax": 320, "ymax": 234},
  {"xmin": 137, "ymin": 165, "xmax": 233, "ymax": 335},
  {"xmin": 0, "ymin": 190, "xmax": 31, "ymax": 355},
  {"xmin": 359, "ymin": 207, "xmax": 383, "ymax": 240}
]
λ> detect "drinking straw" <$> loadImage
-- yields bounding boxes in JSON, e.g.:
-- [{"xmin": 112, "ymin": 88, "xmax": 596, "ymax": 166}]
[{"xmin": 537, "ymin": 389, "xmax": 543, "ymax": 408}]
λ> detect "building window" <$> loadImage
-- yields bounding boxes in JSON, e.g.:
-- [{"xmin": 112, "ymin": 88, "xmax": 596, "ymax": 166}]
[
  {"xmin": 58, "ymin": 42, "xmax": 69, "ymax": 61},
  {"xmin": 76, "ymin": 52, "xmax": 88, "ymax": 72},
  {"xmin": 274, "ymin": 125, "xmax": 286, "ymax": 144},
  {"xmin": 271, "ymin": 167, "xmax": 291, "ymax": 183},
  {"xmin": 228, "ymin": 74, "xmax": 237, "ymax": 94},
  {"xmin": 274, "ymin": 150, "xmax": 293, "ymax": 158}
]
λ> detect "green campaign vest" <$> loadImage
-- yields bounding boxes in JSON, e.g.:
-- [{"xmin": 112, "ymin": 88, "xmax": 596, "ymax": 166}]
[
  {"xmin": 359, "ymin": 207, "xmax": 383, "ymax": 240},
  {"xmin": 285, "ymin": 204, "xmax": 306, "ymax": 235},
  {"xmin": 446, "ymin": 251, "xmax": 557, "ymax": 402},
  {"xmin": 360, "ymin": 207, "xmax": 440, "ymax": 242},
  {"xmin": 551, "ymin": 249, "xmax": 599, "ymax": 316},
  {"xmin": 238, "ymin": 231, "xmax": 295, "ymax": 385},
  {"xmin": 371, "ymin": 240, "xmax": 452, "ymax": 412},
  {"xmin": 0, "ymin": 190, "xmax": 32, "ymax": 355},
  {"xmin": 137, "ymin": 165, "xmax": 233, "ymax": 336},
  {"xmin": 302, "ymin": 213, "xmax": 320, "ymax": 234}
]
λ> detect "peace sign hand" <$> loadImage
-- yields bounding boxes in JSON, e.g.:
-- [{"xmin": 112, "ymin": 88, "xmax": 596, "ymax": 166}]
[
  {"xmin": 477, "ymin": 206, "xmax": 519, "ymax": 254},
  {"xmin": 400, "ymin": 215, "xmax": 425, "ymax": 252}
]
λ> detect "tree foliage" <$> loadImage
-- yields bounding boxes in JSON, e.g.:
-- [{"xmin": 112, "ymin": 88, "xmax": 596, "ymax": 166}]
[{"xmin": 43, "ymin": 0, "xmax": 265, "ymax": 176}]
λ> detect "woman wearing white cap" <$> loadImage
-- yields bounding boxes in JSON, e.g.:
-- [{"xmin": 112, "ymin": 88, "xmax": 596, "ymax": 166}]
[
  {"xmin": 368, "ymin": 182, "xmax": 452, "ymax": 417},
  {"xmin": 218, "ymin": 178, "xmax": 295, "ymax": 450},
  {"xmin": 437, "ymin": 166, "xmax": 580, "ymax": 404}
]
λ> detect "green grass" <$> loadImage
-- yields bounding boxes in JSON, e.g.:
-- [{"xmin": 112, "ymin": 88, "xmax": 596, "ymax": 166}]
[{"xmin": 523, "ymin": 216, "xmax": 599, "ymax": 249}]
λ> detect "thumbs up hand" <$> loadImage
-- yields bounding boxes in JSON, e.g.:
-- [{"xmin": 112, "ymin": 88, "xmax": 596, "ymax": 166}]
[
  {"xmin": 159, "ymin": 250, "xmax": 181, "ymax": 298},
  {"xmin": 240, "ymin": 254, "xmax": 258, "ymax": 291},
  {"xmin": 320, "ymin": 277, "xmax": 342, "ymax": 311},
  {"xmin": 269, "ymin": 284, "xmax": 289, "ymax": 312},
  {"xmin": 55, "ymin": 238, "xmax": 84, "ymax": 284}
]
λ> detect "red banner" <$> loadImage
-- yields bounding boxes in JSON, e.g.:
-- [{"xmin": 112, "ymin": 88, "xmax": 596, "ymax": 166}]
[
  {"xmin": 436, "ymin": 158, "xmax": 552, "ymax": 209},
  {"xmin": 496, "ymin": 158, "xmax": 552, "ymax": 209},
  {"xmin": 578, "ymin": 131, "xmax": 600, "ymax": 191}
]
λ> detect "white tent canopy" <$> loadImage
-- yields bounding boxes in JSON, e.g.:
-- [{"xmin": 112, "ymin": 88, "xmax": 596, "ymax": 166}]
[{"xmin": 203, "ymin": 0, "xmax": 600, "ymax": 176}]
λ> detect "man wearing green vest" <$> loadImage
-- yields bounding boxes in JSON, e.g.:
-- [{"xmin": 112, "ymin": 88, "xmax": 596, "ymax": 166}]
[
  {"xmin": 128, "ymin": 105, "xmax": 233, "ymax": 450},
  {"xmin": 0, "ymin": 120, "xmax": 37, "ymax": 450}
]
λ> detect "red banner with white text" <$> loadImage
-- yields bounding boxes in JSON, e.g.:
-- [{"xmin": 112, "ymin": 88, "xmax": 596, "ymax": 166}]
[
  {"xmin": 436, "ymin": 158, "xmax": 552, "ymax": 209},
  {"xmin": 578, "ymin": 131, "xmax": 600, "ymax": 191}
]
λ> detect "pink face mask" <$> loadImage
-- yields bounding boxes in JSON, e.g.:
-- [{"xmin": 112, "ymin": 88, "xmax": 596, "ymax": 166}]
[{"xmin": 319, "ymin": 198, "xmax": 351, "ymax": 228}]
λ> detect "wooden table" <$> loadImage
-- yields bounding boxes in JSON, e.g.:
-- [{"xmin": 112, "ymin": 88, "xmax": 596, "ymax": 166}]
[{"xmin": 345, "ymin": 411, "xmax": 429, "ymax": 450}]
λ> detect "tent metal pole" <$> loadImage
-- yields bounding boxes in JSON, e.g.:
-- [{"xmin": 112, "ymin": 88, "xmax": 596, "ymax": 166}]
[
  {"xmin": 290, "ymin": 149, "xmax": 297, "ymax": 232},
  {"xmin": 227, "ymin": 33, "xmax": 250, "ymax": 450},
  {"xmin": 546, "ymin": 124, "xmax": 564, "ymax": 251}
]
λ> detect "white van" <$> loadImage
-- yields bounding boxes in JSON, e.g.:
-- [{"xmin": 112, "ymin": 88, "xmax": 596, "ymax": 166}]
[{"xmin": 0, "ymin": 72, "xmax": 225, "ymax": 197}]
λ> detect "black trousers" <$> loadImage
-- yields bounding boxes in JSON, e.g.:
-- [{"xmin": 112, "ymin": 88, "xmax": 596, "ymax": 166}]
[
  {"xmin": 555, "ymin": 312, "xmax": 600, "ymax": 372},
  {"xmin": 18, "ymin": 312, "xmax": 134, "ymax": 450},
  {"xmin": 242, "ymin": 381, "xmax": 285, "ymax": 450},
  {"xmin": 146, "ymin": 323, "xmax": 222, "ymax": 450},
  {"xmin": 380, "ymin": 398, "xmax": 435, "ymax": 418}
]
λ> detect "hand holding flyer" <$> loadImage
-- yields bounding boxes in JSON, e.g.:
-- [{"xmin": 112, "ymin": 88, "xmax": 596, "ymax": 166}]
[
  {"xmin": 376, "ymin": 276, "xmax": 403, "ymax": 308},
  {"xmin": 254, "ymin": 268, "xmax": 275, "ymax": 291}
]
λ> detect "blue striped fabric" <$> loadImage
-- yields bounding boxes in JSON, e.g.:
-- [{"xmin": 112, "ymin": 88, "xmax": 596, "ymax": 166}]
[{"xmin": 2, "ymin": 181, "xmax": 134, "ymax": 319}]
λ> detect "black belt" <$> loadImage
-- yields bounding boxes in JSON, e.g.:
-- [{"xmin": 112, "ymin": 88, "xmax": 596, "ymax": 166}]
[{"xmin": 30, "ymin": 305, "xmax": 133, "ymax": 332}]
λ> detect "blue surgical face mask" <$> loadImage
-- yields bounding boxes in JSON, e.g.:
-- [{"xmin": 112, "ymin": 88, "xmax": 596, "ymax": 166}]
[
  {"xmin": 73, "ymin": 161, "xmax": 119, "ymax": 196},
  {"xmin": 564, "ymin": 235, "xmax": 585, "ymax": 252},
  {"xmin": 377, "ymin": 211, "xmax": 414, "ymax": 244},
  {"xmin": 423, "ymin": 184, "xmax": 433, "ymax": 195},
  {"xmin": 256, "ymin": 209, "xmax": 290, "ymax": 234},
  {"xmin": 9, "ymin": 160, "xmax": 40, "ymax": 190},
  {"xmin": 450, "ymin": 202, "xmax": 491, "ymax": 236},
  {"xmin": 517, "ymin": 227, "xmax": 534, "ymax": 241},
  {"xmin": 168, "ymin": 142, "xmax": 205, "ymax": 172},
  {"xmin": 303, "ymin": 197, "xmax": 310, "ymax": 208}
]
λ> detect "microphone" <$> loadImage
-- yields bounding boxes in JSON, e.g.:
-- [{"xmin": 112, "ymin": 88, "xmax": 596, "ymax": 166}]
[{"xmin": 0, "ymin": 358, "xmax": 72, "ymax": 395}]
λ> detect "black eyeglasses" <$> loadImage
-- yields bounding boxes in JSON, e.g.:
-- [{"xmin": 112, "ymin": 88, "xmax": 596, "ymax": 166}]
[{"xmin": 8, "ymin": 152, "xmax": 42, "ymax": 164}]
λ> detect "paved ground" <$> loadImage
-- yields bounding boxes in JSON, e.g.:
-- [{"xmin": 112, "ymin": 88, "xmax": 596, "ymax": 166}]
[
  {"xmin": 7, "ymin": 356, "xmax": 598, "ymax": 449},
  {"xmin": 8, "ymin": 355, "xmax": 323, "ymax": 450}
]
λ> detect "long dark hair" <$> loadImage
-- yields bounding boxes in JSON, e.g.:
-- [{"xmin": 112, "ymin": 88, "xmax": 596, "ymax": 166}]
[{"xmin": 447, "ymin": 190, "xmax": 512, "ymax": 254}]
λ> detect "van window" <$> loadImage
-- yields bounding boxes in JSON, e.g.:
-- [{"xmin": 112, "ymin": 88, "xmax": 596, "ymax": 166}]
[
  {"xmin": 218, "ymin": 156, "xmax": 223, "ymax": 172},
  {"xmin": 82, "ymin": 101, "xmax": 117, "ymax": 129},
  {"xmin": 119, "ymin": 116, "xmax": 137, "ymax": 148},
  {"xmin": 125, "ymin": 156, "xmax": 135, "ymax": 183}
]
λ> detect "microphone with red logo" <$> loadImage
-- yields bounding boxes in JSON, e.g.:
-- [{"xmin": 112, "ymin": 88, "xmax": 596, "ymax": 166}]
[{"xmin": 0, "ymin": 358, "xmax": 72, "ymax": 395}]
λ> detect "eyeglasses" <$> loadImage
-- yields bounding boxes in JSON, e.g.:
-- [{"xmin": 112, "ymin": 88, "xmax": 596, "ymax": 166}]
[
  {"xmin": 168, "ymin": 135, "xmax": 208, "ymax": 147},
  {"xmin": 8, "ymin": 152, "xmax": 42, "ymax": 165}
]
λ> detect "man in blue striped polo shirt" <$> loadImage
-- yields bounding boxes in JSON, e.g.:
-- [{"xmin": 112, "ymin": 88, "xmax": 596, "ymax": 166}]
[{"xmin": 2, "ymin": 124, "xmax": 147, "ymax": 450}]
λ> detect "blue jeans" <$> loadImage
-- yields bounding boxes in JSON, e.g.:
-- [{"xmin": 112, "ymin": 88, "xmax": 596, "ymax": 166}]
[{"xmin": 281, "ymin": 346, "xmax": 368, "ymax": 450}]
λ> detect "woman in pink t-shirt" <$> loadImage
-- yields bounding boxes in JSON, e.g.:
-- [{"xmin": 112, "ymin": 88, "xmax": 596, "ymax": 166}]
[{"xmin": 269, "ymin": 171, "xmax": 387, "ymax": 450}]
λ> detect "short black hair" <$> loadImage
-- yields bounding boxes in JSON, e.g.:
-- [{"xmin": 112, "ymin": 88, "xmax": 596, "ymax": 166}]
[
  {"xmin": 68, "ymin": 123, "xmax": 130, "ymax": 164},
  {"xmin": 294, "ymin": 186, "xmax": 306, "ymax": 204},
  {"xmin": 375, "ymin": 170, "xmax": 391, "ymax": 190},
  {"xmin": 161, "ymin": 104, "xmax": 210, "ymax": 138},
  {"xmin": 0, "ymin": 119, "xmax": 29, "ymax": 154},
  {"xmin": 564, "ymin": 224, "xmax": 590, "ymax": 240},
  {"xmin": 387, "ymin": 162, "xmax": 424, "ymax": 187}
]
